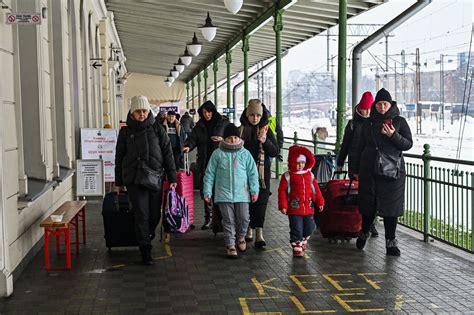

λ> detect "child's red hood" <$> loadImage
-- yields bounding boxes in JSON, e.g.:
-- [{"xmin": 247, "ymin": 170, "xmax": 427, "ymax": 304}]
[{"xmin": 288, "ymin": 145, "xmax": 315, "ymax": 172}]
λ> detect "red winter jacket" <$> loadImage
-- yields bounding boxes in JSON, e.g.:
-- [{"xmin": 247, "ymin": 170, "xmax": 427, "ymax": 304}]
[{"xmin": 278, "ymin": 145, "xmax": 324, "ymax": 216}]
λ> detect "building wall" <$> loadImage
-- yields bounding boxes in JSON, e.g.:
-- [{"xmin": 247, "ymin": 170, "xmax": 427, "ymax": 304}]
[{"xmin": 0, "ymin": 0, "xmax": 126, "ymax": 297}]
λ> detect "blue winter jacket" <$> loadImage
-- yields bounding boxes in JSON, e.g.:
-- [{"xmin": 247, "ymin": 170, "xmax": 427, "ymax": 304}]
[{"xmin": 203, "ymin": 141, "xmax": 259, "ymax": 203}]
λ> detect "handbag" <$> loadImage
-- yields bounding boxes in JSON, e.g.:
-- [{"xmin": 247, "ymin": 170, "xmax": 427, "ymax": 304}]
[
  {"xmin": 133, "ymin": 129, "xmax": 164, "ymax": 191},
  {"xmin": 371, "ymin": 126, "xmax": 401, "ymax": 180}
]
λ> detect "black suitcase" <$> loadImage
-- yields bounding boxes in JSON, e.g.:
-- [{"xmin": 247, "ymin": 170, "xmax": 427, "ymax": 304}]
[
  {"xmin": 190, "ymin": 162, "xmax": 201, "ymax": 190},
  {"xmin": 102, "ymin": 191, "xmax": 137, "ymax": 249}
]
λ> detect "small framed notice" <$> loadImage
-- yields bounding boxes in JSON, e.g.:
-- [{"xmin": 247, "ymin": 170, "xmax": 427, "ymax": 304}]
[{"xmin": 76, "ymin": 159, "xmax": 104, "ymax": 197}]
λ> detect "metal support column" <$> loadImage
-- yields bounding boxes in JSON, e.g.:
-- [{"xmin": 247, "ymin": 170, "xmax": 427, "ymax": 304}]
[
  {"xmin": 186, "ymin": 82, "xmax": 190, "ymax": 109},
  {"xmin": 191, "ymin": 79, "xmax": 195, "ymax": 109},
  {"xmin": 274, "ymin": 8, "xmax": 283, "ymax": 177},
  {"xmin": 213, "ymin": 59, "xmax": 218, "ymax": 106},
  {"xmin": 225, "ymin": 48, "xmax": 233, "ymax": 120},
  {"xmin": 335, "ymin": 0, "xmax": 347, "ymax": 153},
  {"xmin": 203, "ymin": 68, "xmax": 208, "ymax": 102},
  {"xmin": 242, "ymin": 35, "xmax": 250, "ymax": 107},
  {"xmin": 197, "ymin": 73, "xmax": 202, "ymax": 105}
]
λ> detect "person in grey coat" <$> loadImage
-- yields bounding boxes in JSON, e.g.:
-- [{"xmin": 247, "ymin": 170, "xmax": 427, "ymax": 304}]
[{"xmin": 352, "ymin": 88, "xmax": 413, "ymax": 256}]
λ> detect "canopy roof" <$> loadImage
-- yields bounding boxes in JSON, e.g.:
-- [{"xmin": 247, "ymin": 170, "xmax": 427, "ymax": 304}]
[{"xmin": 106, "ymin": 0, "xmax": 385, "ymax": 83}]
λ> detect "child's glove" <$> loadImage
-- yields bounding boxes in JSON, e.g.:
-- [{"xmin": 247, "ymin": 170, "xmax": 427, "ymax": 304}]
[
  {"xmin": 251, "ymin": 194, "xmax": 258, "ymax": 203},
  {"xmin": 318, "ymin": 205, "xmax": 324, "ymax": 212},
  {"xmin": 280, "ymin": 208, "xmax": 287, "ymax": 215},
  {"xmin": 204, "ymin": 197, "xmax": 212, "ymax": 204}
]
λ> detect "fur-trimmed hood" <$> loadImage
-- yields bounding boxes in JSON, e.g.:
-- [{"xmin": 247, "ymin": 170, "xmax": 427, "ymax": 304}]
[{"xmin": 288, "ymin": 145, "xmax": 315, "ymax": 172}]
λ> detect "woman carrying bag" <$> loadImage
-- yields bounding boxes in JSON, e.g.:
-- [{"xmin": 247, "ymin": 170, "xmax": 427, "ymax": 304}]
[{"xmin": 115, "ymin": 95, "xmax": 177, "ymax": 265}]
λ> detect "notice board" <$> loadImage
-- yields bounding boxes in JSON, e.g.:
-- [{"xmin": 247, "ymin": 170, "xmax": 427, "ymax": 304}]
[
  {"xmin": 81, "ymin": 128, "xmax": 118, "ymax": 182},
  {"xmin": 76, "ymin": 159, "xmax": 104, "ymax": 197}
]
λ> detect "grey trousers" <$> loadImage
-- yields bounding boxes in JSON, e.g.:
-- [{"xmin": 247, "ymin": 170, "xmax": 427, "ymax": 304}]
[{"xmin": 217, "ymin": 202, "xmax": 250, "ymax": 247}]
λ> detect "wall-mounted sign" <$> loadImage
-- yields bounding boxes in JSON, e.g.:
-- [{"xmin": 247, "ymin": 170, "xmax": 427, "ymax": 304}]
[
  {"xmin": 159, "ymin": 105, "xmax": 179, "ymax": 113},
  {"xmin": 222, "ymin": 107, "xmax": 235, "ymax": 114},
  {"xmin": 81, "ymin": 128, "xmax": 118, "ymax": 182},
  {"xmin": 6, "ymin": 13, "xmax": 42, "ymax": 25},
  {"xmin": 76, "ymin": 159, "xmax": 104, "ymax": 197}
]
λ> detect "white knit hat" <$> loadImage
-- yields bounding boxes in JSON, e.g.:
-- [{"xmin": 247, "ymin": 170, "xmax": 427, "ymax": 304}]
[
  {"xmin": 296, "ymin": 154, "xmax": 307, "ymax": 163},
  {"xmin": 130, "ymin": 95, "xmax": 151, "ymax": 112}
]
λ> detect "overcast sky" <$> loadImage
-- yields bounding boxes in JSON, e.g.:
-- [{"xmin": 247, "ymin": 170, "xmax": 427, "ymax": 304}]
[{"xmin": 280, "ymin": 0, "xmax": 473, "ymax": 80}]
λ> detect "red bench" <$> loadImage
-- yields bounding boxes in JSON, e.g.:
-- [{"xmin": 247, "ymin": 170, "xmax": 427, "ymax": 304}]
[{"xmin": 40, "ymin": 201, "xmax": 87, "ymax": 270}]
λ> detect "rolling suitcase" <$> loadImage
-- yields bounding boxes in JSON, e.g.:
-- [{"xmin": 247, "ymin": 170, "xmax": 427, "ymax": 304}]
[
  {"xmin": 102, "ymin": 191, "xmax": 137, "ymax": 249},
  {"xmin": 163, "ymin": 153, "xmax": 195, "ymax": 228},
  {"xmin": 317, "ymin": 172, "xmax": 361, "ymax": 241}
]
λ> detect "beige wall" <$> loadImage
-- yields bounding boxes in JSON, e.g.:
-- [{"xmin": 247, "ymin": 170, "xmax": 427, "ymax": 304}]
[{"xmin": 0, "ymin": 0, "xmax": 125, "ymax": 297}]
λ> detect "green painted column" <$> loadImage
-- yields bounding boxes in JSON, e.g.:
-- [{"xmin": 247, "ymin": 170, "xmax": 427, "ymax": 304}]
[
  {"xmin": 335, "ymin": 0, "xmax": 347, "ymax": 153},
  {"xmin": 226, "ymin": 48, "xmax": 232, "ymax": 119},
  {"xmin": 274, "ymin": 9, "xmax": 283, "ymax": 177},
  {"xmin": 197, "ymin": 72, "xmax": 202, "ymax": 105},
  {"xmin": 242, "ymin": 35, "xmax": 250, "ymax": 107},
  {"xmin": 191, "ymin": 79, "xmax": 195, "ymax": 109},
  {"xmin": 203, "ymin": 68, "xmax": 208, "ymax": 101},
  {"xmin": 186, "ymin": 82, "xmax": 190, "ymax": 109},
  {"xmin": 213, "ymin": 59, "xmax": 219, "ymax": 106}
]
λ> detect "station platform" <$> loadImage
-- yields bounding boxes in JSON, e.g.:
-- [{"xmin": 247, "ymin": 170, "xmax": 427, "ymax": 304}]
[{"xmin": 1, "ymin": 179, "xmax": 473, "ymax": 314}]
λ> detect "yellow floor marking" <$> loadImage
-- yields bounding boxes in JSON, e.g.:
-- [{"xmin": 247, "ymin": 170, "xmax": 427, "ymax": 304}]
[
  {"xmin": 431, "ymin": 303, "xmax": 439, "ymax": 309},
  {"xmin": 290, "ymin": 295, "xmax": 336, "ymax": 313},
  {"xmin": 332, "ymin": 293, "xmax": 384, "ymax": 312},
  {"xmin": 106, "ymin": 264, "xmax": 126, "ymax": 270},
  {"xmin": 251, "ymin": 277, "xmax": 291, "ymax": 296},
  {"xmin": 239, "ymin": 296, "xmax": 282, "ymax": 315},
  {"xmin": 357, "ymin": 273, "xmax": 386, "ymax": 290},
  {"xmin": 290, "ymin": 275, "xmax": 328, "ymax": 293},
  {"xmin": 154, "ymin": 233, "xmax": 172, "ymax": 260},
  {"xmin": 394, "ymin": 294, "xmax": 416, "ymax": 311},
  {"xmin": 323, "ymin": 274, "xmax": 366, "ymax": 291}
]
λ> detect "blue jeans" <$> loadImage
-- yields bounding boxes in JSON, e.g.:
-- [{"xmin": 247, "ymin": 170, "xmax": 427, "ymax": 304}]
[{"xmin": 289, "ymin": 215, "xmax": 315, "ymax": 243}]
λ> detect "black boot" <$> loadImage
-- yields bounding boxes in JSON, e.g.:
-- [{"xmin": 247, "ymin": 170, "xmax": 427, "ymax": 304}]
[
  {"xmin": 356, "ymin": 231, "xmax": 370, "ymax": 250},
  {"xmin": 386, "ymin": 239, "xmax": 401, "ymax": 256},
  {"xmin": 140, "ymin": 245, "xmax": 154, "ymax": 265},
  {"xmin": 370, "ymin": 224, "xmax": 379, "ymax": 237},
  {"xmin": 201, "ymin": 218, "xmax": 212, "ymax": 230}
]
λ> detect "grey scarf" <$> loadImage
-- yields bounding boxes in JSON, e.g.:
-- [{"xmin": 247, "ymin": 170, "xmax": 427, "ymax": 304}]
[{"xmin": 219, "ymin": 140, "xmax": 244, "ymax": 152}]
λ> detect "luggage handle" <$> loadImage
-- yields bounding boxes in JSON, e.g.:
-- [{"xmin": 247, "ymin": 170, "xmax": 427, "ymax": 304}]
[
  {"xmin": 183, "ymin": 152, "xmax": 190, "ymax": 176},
  {"xmin": 332, "ymin": 171, "xmax": 347, "ymax": 180}
]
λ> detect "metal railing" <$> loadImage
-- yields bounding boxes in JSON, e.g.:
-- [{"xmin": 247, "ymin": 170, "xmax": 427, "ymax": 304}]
[{"xmin": 275, "ymin": 131, "xmax": 473, "ymax": 253}]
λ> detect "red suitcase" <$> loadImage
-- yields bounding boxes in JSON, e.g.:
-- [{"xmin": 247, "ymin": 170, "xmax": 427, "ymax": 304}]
[
  {"xmin": 318, "ymin": 176, "xmax": 361, "ymax": 240},
  {"xmin": 163, "ymin": 154, "xmax": 194, "ymax": 227}
]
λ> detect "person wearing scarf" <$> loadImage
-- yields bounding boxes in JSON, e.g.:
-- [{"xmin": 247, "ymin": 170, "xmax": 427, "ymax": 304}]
[
  {"xmin": 239, "ymin": 99, "xmax": 279, "ymax": 248},
  {"xmin": 352, "ymin": 88, "xmax": 413, "ymax": 256}
]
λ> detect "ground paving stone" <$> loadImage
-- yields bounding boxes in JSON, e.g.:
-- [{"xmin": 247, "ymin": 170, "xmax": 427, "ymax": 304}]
[{"xmin": 0, "ymin": 179, "xmax": 473, "ymax": 314}]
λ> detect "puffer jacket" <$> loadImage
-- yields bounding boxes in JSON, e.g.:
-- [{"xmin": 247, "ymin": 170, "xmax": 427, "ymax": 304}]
[
  {"xmin": 203, "ymin": 140, "xmax": 259, "ymax": 203},
  {"xmin": 278, "ymin": 145, "xmax": 324, "ymax": 216},
  {"xmin": 115, "ymin": 111, "xmax": 177, "ymax": 187}
]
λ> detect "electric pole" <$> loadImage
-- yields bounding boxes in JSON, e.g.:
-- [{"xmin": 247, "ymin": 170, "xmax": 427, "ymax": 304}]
[
  {"xmin": 401, "ymin": 50, "xmax": 406, "ymax": 104},
  {"xmin": 415, "ymin": 48, "xmax": 422, "ymax": 134},
  {"xmin": 440, "ymin": 53, "xmax": 445, "ymax": 130}
]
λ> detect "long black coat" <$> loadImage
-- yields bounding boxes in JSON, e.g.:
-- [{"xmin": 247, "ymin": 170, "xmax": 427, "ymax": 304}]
[
  {"xmin": 239, "ymin": 105, "xmax": 280, "ymax": 193},
  {"xmin": 115, "ymin": 112, "xmax": 177, "ymax": 187},
  {"xmin": 337, "ymin": 107, "xmax": 368, "ymax": 176},
  {"xmin": 353, "ymin": 103, "xmax": 413, "ymax": 217},
  {"xmin": 184, "ymin": 103, "xmax": 229, "ymax": 173}
]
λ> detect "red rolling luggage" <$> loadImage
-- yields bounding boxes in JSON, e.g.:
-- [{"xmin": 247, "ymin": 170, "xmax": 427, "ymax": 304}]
[
  {"xmin": 317, "ymin": 172, "xmax": 361, "ymax": 240},
  {"xmin": 163, "ymin": 153, "xmax": 194, "ymax": 228}
]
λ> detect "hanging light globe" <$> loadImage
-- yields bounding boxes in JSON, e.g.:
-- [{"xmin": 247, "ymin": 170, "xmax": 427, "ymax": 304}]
[
  {"xmin": 164, "ymin": 78, "xmax": 173, "ymax": 87},
  {"xmin": 170, "ymin": 66, "xmax": 180, "ymax": 78},
  {"xmin": 180, "ymin": 47, "xmax": 193, "ymax": 66},
  {"xmin": 175, "ymin": 58, "xmax": 185, "ymax": 73},
  {"xmin": 187, "ymin": 32, "xmax": 202, "ymax": 56},
  {"xmin": 200, "ymin": 12, "xmax": 217, "ymax": 42},
  {"xmin": 224, "ymin": 0, "xmax": 243, "ymax": 15},
  {"xmin": 167, "ymin": 72, "xmax": 175, "ymax": 83}
]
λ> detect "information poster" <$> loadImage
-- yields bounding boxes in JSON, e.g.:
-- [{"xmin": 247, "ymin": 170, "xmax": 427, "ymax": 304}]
[
  {"xmin": 76, "ymin": 160, "xmax": 104, "ymax": 197},
  {"xmin": 81, "ymin": 128, "xmax": 118, "ymax": 182}
]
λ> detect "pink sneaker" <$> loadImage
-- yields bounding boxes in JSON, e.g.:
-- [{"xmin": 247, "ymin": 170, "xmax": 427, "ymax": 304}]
[
  {"xmin": 301, "ymin": 236, "xmax": 310, "ymax": 250},
  {"xmin": 292, "ymin": 242, "xmax": 304, "ymax": 258}
]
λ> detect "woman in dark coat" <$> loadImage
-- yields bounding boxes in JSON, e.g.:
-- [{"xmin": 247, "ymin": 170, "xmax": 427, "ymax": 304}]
[
  {"xmin": 183, "ymin": 100, "xmax": 229, "ymax": 229},
  {"xmin": 240, "ymin": 99, "xmax": 279, "ymax": 248},
  {"xmin": 353, "ymin": 88, "xmax": 413, "ymax": 256},
  {"xmin": 115, "ymin": 95, "xmax": 177, "ymax": 265}
]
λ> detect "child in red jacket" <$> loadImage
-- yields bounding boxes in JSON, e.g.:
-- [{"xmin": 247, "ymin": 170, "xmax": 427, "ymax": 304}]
[{"xmin": 278, "ymin": 145, "xmax": 324, "ymax": 257}]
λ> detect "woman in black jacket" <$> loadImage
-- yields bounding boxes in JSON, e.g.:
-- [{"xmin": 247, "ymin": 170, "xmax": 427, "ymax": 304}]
[
  {"xmin": 240, "ymin": 99, "xmax": 279, "ymax": 248},
  {"xmin": 183, "ymin": 100, "xmax": 229, "ymax": 229},
  {"xmin": 115, "ymin": 96, "xmax": 177, "ymax": 265},
  {"xmin": 353, "ymin": 88, "xmax": 413, "ymax": 256}
]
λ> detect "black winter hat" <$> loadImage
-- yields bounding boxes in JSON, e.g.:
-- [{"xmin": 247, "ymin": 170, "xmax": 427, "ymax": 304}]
[
  {"xmin": 374, "ymin": 88, "xmax": 393, "ymax": 104},
  {"xmin": 167, "ymin": 110, "xmax": 176, "ymax": 116},
  {"xmin": 223, "ymin": 123, "xmax": 240, "ymax": 139}
]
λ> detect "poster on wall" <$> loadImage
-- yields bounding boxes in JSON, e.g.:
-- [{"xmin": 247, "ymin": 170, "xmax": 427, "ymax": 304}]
[
  {"xmin": 76, "ymin": 159, "xmax": 104, "ymax": 197},
  {"xmin": 80, "ymin": 128, "xmax": 118, "ymax": 182}
]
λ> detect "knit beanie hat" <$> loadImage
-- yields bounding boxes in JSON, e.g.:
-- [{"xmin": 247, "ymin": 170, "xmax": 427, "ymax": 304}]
[
  {"xmin": 374, "ymin": 88, "xmax": 392, "ymax": 104},
  {"xmin": 130, "ymin": 95, "xmax": 151, "ymax": 112},
  {"xmin": 167, "ymin": 110, "xmax": 176, "ymax": 116},
  {"xmin": 223, "ymin": 123, "xmax": 240, "ymax": 139},
  {"xmin": 246, "ymin": 99, "xmax": 263, "ymax": 117},
  {"xmin": 358, "ymin": 91, "xmax": 374, "ymax": 110},
  {"xmin": 296, "ymin": 154, "xmax": 307, "ymax": 163},
  {"xmin": 201, "ymin": 100, "xmax": 216, "ymax": 113}
]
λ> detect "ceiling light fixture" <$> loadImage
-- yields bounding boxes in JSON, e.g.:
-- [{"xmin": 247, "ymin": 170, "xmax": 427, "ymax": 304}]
[
  {"xmin": 175, "ymin": 58, "xmax": 185, "ymax": 73},
  {"xmin": 171, "ymin": 66, "xmax": 180, "ymax": 78},
  {"xmin": 167, "ymin": 72, "xmax": 175, "ymax": 83},
  {"xmin": 224, "ymin": 0, "xmax": 243, "ymax": 15},
  {"xmin": 164, "ymin": 78, "xmax": 173, "ymax": 87},
  {"xmin": 187, "ymin": 32, "xmax": 202, "ymax": 56},
  {"xmin": 180, "ymin": 47, "xmax": 193, "ymax": 66},
  {"xmin": 200, "ymin": 12, "xmax": 217, "ymax": 42}
]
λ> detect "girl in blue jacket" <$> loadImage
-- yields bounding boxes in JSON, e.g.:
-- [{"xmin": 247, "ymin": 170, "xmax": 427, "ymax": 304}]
[{"xmin": 203, "ymin": 123, "xmax": 259, "ymax": 258}]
